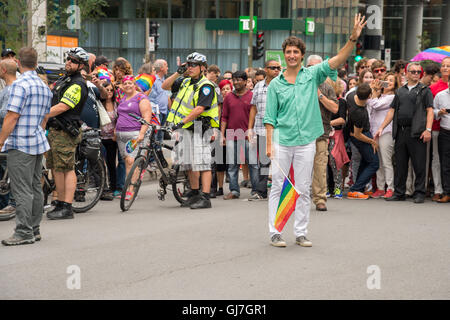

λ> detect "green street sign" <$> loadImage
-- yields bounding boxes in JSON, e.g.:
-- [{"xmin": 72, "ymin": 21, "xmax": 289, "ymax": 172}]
[
  {"xmin": 265, "ymin": 50, "xmax": 287, "ymax": 69},
  {"xmin": 239, "ymin": 16, "xmax": 257, "ymax": 33},
  {"xmin": 305, "ymin": 17, "xmax": 315, "ymax": 35}
]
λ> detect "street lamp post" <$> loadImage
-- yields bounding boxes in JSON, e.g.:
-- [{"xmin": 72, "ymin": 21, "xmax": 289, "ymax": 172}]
[{"xmin": 247, "ymin": 0, "xmax": 253, "ymax": 69}]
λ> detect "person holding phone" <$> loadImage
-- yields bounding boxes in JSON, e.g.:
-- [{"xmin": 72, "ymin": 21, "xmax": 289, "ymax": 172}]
[{"xmin": 368, "ymin": 73, "xmax": 398, "ymax": 199}]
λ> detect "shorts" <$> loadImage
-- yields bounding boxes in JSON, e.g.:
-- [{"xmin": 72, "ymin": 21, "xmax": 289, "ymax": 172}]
[
  {"xmin": 116, "ymin": 130, "xmax": 149, "ymax": 159},
  {"xmin": 173, "ymin": 129, "xmax": 212, "ymax": 172},
  {"xmin": 46, "ymin": 127, "xmax": 81, "ymax": 172}
]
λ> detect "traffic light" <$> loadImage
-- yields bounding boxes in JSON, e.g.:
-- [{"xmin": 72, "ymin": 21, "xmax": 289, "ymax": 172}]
[
  {"xmin": 355, "ymin": 39, "xmax": 363, "ymax": 62},
  {"xmin": 149, "ymin": 21, "xmax": 160, "ymax": 51},
  {"xmin": 253, "ymin": 32, "xmax": 264, "ymax": 61}
]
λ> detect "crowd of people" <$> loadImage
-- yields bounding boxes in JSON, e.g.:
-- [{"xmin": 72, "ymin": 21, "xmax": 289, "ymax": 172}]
[{"xmin": 0, "ymin": 13, "xmax": 448, "ymax": 247}]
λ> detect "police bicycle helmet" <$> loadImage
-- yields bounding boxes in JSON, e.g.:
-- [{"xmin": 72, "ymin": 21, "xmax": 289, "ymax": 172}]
[
  {"xmin": 186, "ymin": 52, "xmax": 207, "ymax": 65},
  {"xmin": 67, "ymin": 47, "xmax": 90, "ymax": 65}
]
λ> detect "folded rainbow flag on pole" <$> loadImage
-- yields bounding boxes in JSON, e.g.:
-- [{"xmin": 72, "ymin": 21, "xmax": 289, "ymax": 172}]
[
  {"xmin": 135, "ymin": 74, "xmax": 156, "ymax": 92},
  {"xmin": 274, "ymin": 164, "xmax": 300, "ymax": 232}
]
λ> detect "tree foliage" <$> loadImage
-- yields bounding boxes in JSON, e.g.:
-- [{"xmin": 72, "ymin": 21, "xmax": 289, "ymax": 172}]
[{"xmin": 0, "ymin": 0, "xmax": 109, "ymax": 52}]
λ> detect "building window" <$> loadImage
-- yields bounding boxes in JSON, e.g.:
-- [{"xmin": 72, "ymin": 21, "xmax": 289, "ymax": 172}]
[
  {"xmin": 194, "ymin": 0, "xmax": 217, "ymax": 18},
  {"xmin": 172, "ymin": 0, "xmax": 193, "ymax": 18}
]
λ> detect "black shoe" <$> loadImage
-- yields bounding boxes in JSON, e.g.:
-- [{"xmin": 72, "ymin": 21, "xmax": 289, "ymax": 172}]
[
  {"xmin": 48, "ymin": 200, "xmax": 63, "ymax": 214},
  {"xmin": 413, "ymin": 195, "xmax": 425, "ymax": 203},
  {"xmin": 47, "ymin": 202, "xmax": 74, "ymax": 220},
  {"xmin": 100, "ymin": 191, "xmax": 114, "ymax": 201},
  {"xmin": 190, "ymin": 194, "xmax": 212, "ymax": 209},
  {"xmin": 216, "ymin": 188, "xmax": 224, "ymax": 196},
  {"xmin": 180, "ymin": 194, "xmax": 201, "ymax": 207},
  {"xmin": 385, "ymin": 194, "xmax": 406, "ymax": 201},
  {"xmin": 209, "ymin": 190, "xmax": 217, "ymax": 199}
]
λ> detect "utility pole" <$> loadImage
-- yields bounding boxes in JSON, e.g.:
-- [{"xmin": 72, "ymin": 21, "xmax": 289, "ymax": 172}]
[
  {"xmin": 144, "ymin": 0, "xmax": 150, "ymax": 63},
  {"xmin": 247, "ymin": 0, "xmax": 253, "ymax": 69}
]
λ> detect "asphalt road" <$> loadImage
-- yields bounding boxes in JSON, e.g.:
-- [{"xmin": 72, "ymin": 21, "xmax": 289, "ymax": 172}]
[{"xmin": 0, "ymin": 180, "xmax": 449, "ymax": 300}]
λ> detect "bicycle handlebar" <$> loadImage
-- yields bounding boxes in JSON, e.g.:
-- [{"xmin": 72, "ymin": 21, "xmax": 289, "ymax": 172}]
[{"xmin": 128, "ymin": 113, "xmax": 173, "ymax": 133}]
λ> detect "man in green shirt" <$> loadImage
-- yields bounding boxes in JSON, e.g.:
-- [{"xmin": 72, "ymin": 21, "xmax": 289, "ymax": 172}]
[{"xmin": 264, "ymin": 14, "xmax": 367, "ymax": 248}]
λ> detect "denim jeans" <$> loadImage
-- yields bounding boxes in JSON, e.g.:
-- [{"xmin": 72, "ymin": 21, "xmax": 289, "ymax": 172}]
[
  {"xmin": 349, "ymin": 132, "xmax": 379, "ymax": 192},
  {"xmin": 116, "ymin": 149, "xmax": 126, "ymax": 191},
  {"xmin": 226, "ymin": 139, "xmax": 259, "ymax": 196},
  {"xmin": 156, "ymin": 112, "xmax": 168, "ymax": 144}
]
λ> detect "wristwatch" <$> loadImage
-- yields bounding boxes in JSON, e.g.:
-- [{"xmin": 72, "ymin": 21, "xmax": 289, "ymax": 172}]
[{"xmin": 426, "ymin": 128, "xmax": 432, "ymax": 132}]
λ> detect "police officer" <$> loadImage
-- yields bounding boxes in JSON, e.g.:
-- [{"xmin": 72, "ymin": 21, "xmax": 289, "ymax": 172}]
[
  {"xmin": 163, "ymin": 52, "xmax": 220, "ymax": 209},
  {"xmin": 45, "ymin": 47, "xmax": 89, "ymax": 219}
]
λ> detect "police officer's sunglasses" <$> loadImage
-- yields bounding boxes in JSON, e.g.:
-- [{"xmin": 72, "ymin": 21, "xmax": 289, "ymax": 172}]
[
  {"xmin": 67, "ymin": 56, "xmax": 82, "ymax": 65},
  {"xmin": 187, "ymin": 62, "xmax": 201, "ymax": 68}
]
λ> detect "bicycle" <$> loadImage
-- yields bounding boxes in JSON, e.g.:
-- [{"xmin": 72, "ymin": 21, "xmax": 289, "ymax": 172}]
[
  {"xmin": 0, "ymin": 128, "xmax": 106, "ymax": 214},
  {"xmin": 120, "ymin": 113, "xmax": 190, "ymax": 212}
]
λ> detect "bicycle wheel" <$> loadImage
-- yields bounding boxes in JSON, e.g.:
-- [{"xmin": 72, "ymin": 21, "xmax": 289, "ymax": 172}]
[
  {"xmin": 120, "ymin": 156, "xmax": 146, "ymax": 212},
  {"xmin": 171, "ymin": 165, "xmax": 191, "ymax": 205},
  {"xmin": 72, "ymin": 158, "xmax": 105, "ymax": 213}
]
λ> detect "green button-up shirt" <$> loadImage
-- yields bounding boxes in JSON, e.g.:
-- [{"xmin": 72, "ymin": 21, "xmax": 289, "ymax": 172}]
[{"xmin": 263, "ymin": 59, "xmax": 337, "ymax": 146}]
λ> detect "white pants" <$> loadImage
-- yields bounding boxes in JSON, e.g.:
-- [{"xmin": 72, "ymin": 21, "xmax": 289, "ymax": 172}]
[
  {"xmin": 377, "ymin": 133, "xmax": 394, "ymax": 191},
  {"xmin": 426, "ymin": 131, "xmax": 443, "ymax": 194},
  {"xmin": 268, "ymin": 142, "xmax": 316, "ymax": 238}
]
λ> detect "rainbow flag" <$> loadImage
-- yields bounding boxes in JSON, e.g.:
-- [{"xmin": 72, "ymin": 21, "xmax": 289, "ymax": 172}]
[
  {"xmin": 95, "ymin": 66, "xmax": 111, "ymax": 82},
  {"xmin": 274, "ymin": 165, "xmax": 299, "ymax": 232},
  {"xmin": 135, "ymin": 74, "xmax": 156, "ymax": 92}
]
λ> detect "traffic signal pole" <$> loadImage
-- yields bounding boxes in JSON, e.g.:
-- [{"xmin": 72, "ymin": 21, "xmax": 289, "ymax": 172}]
[{"xmin": 247, "ymin": 0, "xmax": 254, "ymax": 69}]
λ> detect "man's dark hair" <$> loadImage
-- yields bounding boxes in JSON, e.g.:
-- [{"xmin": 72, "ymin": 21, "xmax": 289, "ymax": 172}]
[
  {"xmin": 232, "ymin": 70, "xmax": 248, "ymax": 81},
  {"xmin": 338, "ymin": 68, "xmax": 347, "ymax": 78},
  {"xmin": 264, "ymin": 60, "xmax": 277, "ymax": 67},
  {"xmin": 18, "ymin": 47, "xmax": 37, "ymax": 69},
  {"xmin": 393, "ymin": 59, "xmax": 408, "ymax": 73},
  {"xmin": 207, "ymin": 64, "xmax": 220, "ymax": 74},
  {"xmin": 356, "ymin": 58, "xmax": 368, "ymax": 71},
  {"xmin": 282, "ymin": 36, "xmax": 306, "ymax": 55},
  {"xmin": 424, "ymin": 63, "xmax": 440, "ymax": 76},
  {"xmin": 356, "ymin": 83, "xmax": 372, "ymax": 100},
  {"xmin": 255, "ymin": 69, "xmax": 266, "ymax": 77},
  {"xmin": 371, "ymin": 60, "xmax": 386, "ymax": 72}
]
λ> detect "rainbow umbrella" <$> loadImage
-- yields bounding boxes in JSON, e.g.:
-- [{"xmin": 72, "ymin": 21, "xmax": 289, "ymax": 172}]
[{"xmin": 411, "ymin": 46, "xmax": 450, "ymax": 63}]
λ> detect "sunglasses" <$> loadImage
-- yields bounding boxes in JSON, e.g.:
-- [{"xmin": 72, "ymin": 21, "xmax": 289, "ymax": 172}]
[
  {"xmin": 187, "ymin": 62, "xmax": 201, "ymax": 68},
  {"xmin": 67, "ymin": 56, "xmax": 81, "ymax": 64},
  {"xmin": 267, "ymin": 66, "xmax": 281, "ymax": 71},
  {"xmin": 409, "ymin": 70, "xmax": 421, "ymax": 75},
  {"xmin": 373, "ymin": 68, "xmax": 386, "ymax": 73}
]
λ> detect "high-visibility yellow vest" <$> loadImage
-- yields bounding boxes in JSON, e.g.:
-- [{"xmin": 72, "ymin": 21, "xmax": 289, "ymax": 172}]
[{"xmin": 167, "ymin": 76, "xmax": 219, "ymax": 129}]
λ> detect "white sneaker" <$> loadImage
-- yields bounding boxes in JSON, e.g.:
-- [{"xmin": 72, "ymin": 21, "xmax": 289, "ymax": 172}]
[
  {"xmin": 296, "ymin": 236, "xmax": 312, "ymax": 247},
  {"xmin": 271, "ymin": 234, "xmax": 287, "ymax": 247},
  {"xmin": 248, "ymin": 193, "xmax": 265, "ymax": 201}
]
